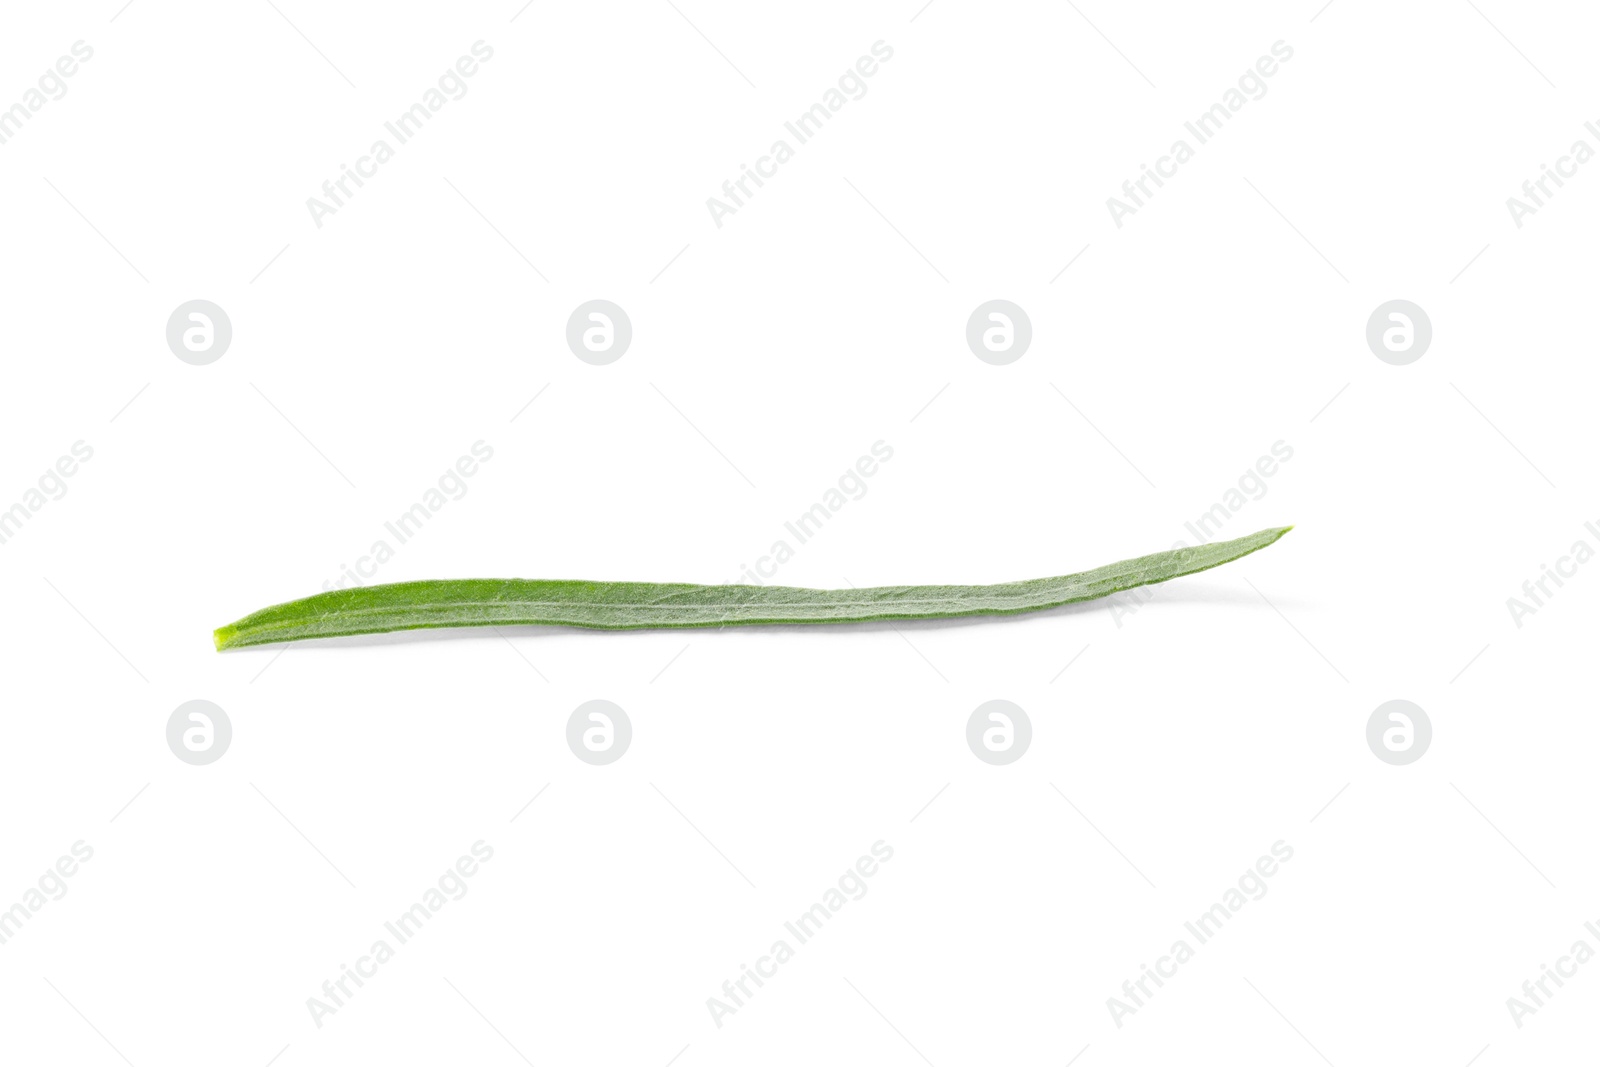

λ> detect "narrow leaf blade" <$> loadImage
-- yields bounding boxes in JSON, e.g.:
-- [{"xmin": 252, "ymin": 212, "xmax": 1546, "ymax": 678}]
[{"xmin": 214, "ymin": 525, "xmax": 1291, "ymax": 649}]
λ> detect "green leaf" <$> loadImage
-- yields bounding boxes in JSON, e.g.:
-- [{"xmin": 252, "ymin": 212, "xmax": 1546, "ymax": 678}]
[{"xmin": 214, "ymin": 525, "xmax": 1292, "ymax": 650}]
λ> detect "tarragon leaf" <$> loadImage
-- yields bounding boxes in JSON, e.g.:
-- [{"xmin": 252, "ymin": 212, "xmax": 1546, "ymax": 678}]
[{"xmin": 213, "ymin": 526, "xmax": 1292, "ymax": 650}]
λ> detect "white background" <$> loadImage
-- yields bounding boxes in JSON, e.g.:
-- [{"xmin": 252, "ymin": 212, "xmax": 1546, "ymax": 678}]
[{"xmin": 1, "ymin": 1, "xmax": 1596, "ymax": 1064}]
